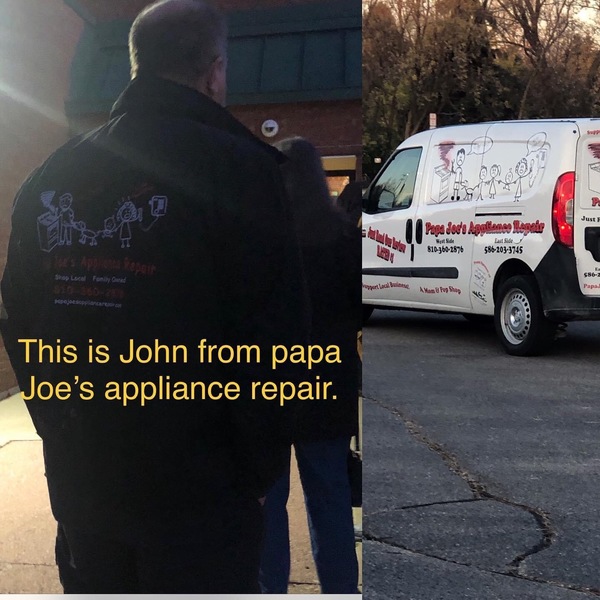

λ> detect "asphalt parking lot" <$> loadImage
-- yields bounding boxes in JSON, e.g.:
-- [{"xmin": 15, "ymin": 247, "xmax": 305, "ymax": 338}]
[{"xmin": 362, "ymin": 310, "xmax": 600, "ymax": 599}]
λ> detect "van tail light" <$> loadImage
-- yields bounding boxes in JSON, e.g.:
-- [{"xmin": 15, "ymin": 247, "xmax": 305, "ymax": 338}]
[{"xmin": 552, "ymin": 172, "xmax": 575, "ymax": 248}]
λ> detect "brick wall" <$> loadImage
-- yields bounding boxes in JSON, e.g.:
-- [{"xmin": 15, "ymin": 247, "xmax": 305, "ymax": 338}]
[
  {"xmin": 231, "ymin": 100, "xmax": 361, "ymax": 159},
  {"xmin": 231, "ymin": 100, "xmax": 361, "ymax": 181},
  {"xmin": 0, "ymin": 0, "xmax": 84, "ymax": 392},
  {"xmin": 0, "ymin": 1, "xmax": 83, "ymax": 245}
]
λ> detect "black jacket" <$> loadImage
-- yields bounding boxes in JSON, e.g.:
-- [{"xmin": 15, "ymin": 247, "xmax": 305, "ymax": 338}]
[{"xmin": 1, "ymin": 76, "xmax": 310, "ymax": 538}]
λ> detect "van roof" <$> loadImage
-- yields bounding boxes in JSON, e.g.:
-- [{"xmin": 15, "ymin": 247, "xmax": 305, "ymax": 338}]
[
  {"xmin": 395, "ymin": 118, "xmax": 600, "ymax": 151},
  {"xmin": 434, "ymin": 117, "xmax": 600, "ymax": 129}
]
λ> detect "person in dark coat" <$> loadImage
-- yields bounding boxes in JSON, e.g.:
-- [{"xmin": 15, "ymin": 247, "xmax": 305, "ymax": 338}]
[
  {"xmin": 259, "ymin": 137, "xmax": 361, "ymax": 594},
  {"xmin": 0, "ymin": 0, "xmax": 309, "ymax": 593}
]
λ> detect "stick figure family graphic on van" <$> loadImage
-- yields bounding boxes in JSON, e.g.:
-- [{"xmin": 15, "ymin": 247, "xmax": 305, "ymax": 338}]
[
  {"xmin": 487, "ymin": 164, "xmax": 501, "ymax": 199},
  {"xmin": 431, "ymin": 132, "xmax": 547, "ymax": 204},
  {"xmin": 512, "ymin": 158, "xmax": 531, "ymax": 202},
  {"xmin": 451, "ymin": 149, "xmax": 467, "ymax": 200},
  {"xmin": 474, "ymin": 166, "xmax": 488, "ymax": 201}
]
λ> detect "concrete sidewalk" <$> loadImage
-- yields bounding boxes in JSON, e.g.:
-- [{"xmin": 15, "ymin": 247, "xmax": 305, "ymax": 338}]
[{"xmin": 0, "ymin": 394, "xmax": 360, "ymax": 594}]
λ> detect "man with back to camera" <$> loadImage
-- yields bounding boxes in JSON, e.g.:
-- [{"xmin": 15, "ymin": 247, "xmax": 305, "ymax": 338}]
[{"xmin": 0, "ymin": 0, "xmax": 309, "ymax": 593}]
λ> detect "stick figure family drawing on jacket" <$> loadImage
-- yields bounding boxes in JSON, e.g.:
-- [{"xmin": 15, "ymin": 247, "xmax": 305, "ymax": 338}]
[{"xmin": 37, "ymin": 191, "xmax": 168, "ymax": 253}]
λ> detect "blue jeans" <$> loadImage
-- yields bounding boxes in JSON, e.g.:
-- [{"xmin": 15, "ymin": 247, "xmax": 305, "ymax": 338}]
[{"xmin": 259, "ymin": 437, "xmax": 359, "ymax": 594}]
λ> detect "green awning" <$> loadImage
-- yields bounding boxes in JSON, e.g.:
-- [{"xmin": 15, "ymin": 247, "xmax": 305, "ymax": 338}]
[{"xmin": 65, "ymin": 0, "xmax": 361, "ymax": 117}]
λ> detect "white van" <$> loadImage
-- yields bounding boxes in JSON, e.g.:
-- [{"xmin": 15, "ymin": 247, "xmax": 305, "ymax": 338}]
[{"xmin": 362, "ymin": 119, "xmax": 600, "ymax": 355}]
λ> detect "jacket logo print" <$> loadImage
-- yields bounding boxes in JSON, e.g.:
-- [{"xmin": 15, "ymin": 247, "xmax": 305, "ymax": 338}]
[{"xmin": 37, "ymin": 191, "xmax": 168, "ymax": 253}]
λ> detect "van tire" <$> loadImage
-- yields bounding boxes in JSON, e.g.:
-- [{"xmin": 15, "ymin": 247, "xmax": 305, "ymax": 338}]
[
  {"xmin": 363, "ymin": 305, "xmax": 374, "ymax": 324},
  {"xmin": 494, "ymin": 275, "xmax": 555, "ymax": 356}
]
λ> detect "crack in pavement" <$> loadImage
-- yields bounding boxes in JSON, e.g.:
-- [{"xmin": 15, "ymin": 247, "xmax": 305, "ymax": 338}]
[
  {"xmin": 368, "ymin": 498, "xmax": 480, "ymax": 515},
  {"xmin": 363, "ymin": 538, "xmax": 600, "ymax": 597},
  {"xmin": 363, "ymin": 395, "xmax": 579, "ymax": 589}
]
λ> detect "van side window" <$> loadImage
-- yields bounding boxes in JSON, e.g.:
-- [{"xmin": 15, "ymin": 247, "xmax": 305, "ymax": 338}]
[{"xmin": 368, "ymin": 148, "xmax": 422, "ymax": 213}]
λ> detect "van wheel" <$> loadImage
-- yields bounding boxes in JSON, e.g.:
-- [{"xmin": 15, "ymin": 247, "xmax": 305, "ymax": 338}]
[
  {"xmin": 494, "ymin": 275, "xmax": 555, "ymax": 356},
  {"xmin": 363, "ymin": 305, "xmax": 374, "ymax": 324}
]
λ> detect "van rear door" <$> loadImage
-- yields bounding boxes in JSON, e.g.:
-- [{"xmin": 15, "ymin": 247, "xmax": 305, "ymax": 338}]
[{"xmin": 574, "ymin": 126, "xmax": 600, "ymax": 295}]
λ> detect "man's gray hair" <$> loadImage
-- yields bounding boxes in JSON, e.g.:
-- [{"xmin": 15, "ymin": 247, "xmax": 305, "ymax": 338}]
[{"xmin": 129, "ymin": 0, "xmax": 228, "ymax": 81}]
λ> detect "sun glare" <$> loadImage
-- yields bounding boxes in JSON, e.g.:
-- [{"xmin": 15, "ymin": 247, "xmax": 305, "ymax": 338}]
[
  {"xmin": 0, "ymin": 81, "xmax": 66, "ymax": 127},
  {"xmin": 577, "ymin": 7, "xmax": 598, "ymax": 24}
]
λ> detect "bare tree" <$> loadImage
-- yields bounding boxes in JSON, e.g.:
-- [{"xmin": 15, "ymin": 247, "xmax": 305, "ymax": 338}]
[
  {"xmin": 363, "ymin": 0, "xmax": 600, "ymax": 172},
  {"xmin": 489, "ymin": 0, "xmax": 593, "ymax": 116}
]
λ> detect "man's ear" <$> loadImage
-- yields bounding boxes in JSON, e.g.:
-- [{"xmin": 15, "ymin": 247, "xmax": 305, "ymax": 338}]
[{"xmin": 205, "ymin": 56, "xmax": 227, "ymax": 105}]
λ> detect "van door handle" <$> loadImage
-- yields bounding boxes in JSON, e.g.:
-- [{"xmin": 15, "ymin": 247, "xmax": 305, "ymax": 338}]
[
  {"xmin": 416, "ymin": 219, "xmax": 423, "ymax": 244},
  {"xmin": 406, "ymin": 219, "xmax": 413, "ymax": 244}
]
